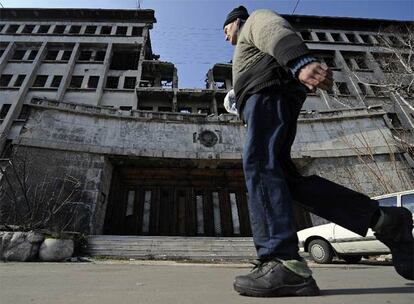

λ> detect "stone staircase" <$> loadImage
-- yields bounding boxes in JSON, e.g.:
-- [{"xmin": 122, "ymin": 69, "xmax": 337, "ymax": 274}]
[{"xmin": 85, "ymin": 235, "xmax": 257, "ymax": 261}]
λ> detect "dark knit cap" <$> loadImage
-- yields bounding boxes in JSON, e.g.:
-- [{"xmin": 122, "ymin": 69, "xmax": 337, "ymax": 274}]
[{"xmin": 223, "ymin": 6, "xmax": 249, "ymax": 28}]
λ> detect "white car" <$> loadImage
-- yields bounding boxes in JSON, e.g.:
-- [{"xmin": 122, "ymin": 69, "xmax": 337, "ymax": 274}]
[{"xmin": 297, "ymin": 190, "xmax": 414, "ymax": 264}]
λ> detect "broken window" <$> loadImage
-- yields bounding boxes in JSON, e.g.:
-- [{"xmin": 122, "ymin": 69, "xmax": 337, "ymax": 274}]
[
  {"xmin": 161, "ymin": 80, "xmax": 172, "ymax": 88},
  {"xmin": 22, "ymin": 24, "xmax": 35, "ymax": 34},
  {"xmin": 300, "ymin": 31, "xmax": 312, "ymax": 41},
  {"xmin": 69, "ymin": 25, "xmax": 81, "ymax": 34},
  {"xmin": 0, "ymin": 74, "xmax": 12, "ymax": 87},
  {"xmin": 53, "ymin": 25, "xmax": 66, "ymax": 34},
  {"xmin": 110, "ymin": 50, "xmax": 139, "ymax": 70},
  {"xmin": 215, "ymin": 81, "xmax": 226, "ymax": 89},
  {"xmin": 12, "ymin": 50, "xmax": 26, "ymax": 60},
  {"xmin": 38, "ymin": 25, "xmax": 50, "ymax": 34},
  {"xmin": 13, "ymin": 75, "xmax": 26, "ymax": 87},
  {"xmin": 94, "ymin": 50, "xmax": 106, "ymax": 61},
  {"xmin": 100, "ymin": 26, "xmax": 112, "ymax": 35},
  {"xmin": 33, "ymin": 75, "xmax": 48, "ymax": 87},
  {"xmin": 0, "ymin": 49, "xmax": 4, "ymax": 58},
  {"xmin": 61, "ymin": 50, "xmax": 72, "ymax": 61},
  {"xmin": 0, "ymin": 104, "xmax": 11, "ymax": 119},
  {"xmin": 123, "ymin": 77, "xmax": 137, "ymax": 89},
  {"xmin": 387, "ymin": 113, "xmax": 402, "ymax": 128},
  {"xmin": 316, "ymin": 32, "xmax": 328, "ymax": 41},
  {"xmin": 78, "ymin": 51, "xmax": 92, "ymax": 61},
  {"xmin": 315, "ymin": 51, "xmax": 338, "ymax": 69},
  {"xmin": 69, "ymin": 76, "xmax": 83, "ymax": 88},
  {"xmin": 132, "ymin": 27, "xmax": 143, "ymax": 36},
  {"xmin": 370, "ymin": 85, "xmax": 386, "ymax": 97},
  {"xmin": 105, "ymin": 76, "xmax": 119, "ymax": 89},
  {"xmin": 342, "ymin": 52, "xmax": 370, "ymax": 70},
  {"xmin": 50, "ymin": 75, "xmax": 62, "ymax": 88},
  {"xmin": 336, "ymin": 82, "xmax": 350, "ymax": 95},
  {"xmin": 0, "ymin": 25, "xmax": 4, "ymax": 32},
  {"xmin": 6, "ymin": 24, "xmax": 20, "ymax": 33},
  {"xmin": 116, "ymin": 26, "xmax": 128, "ymax": 36},
  {"xmin": 45, "ymin": 50, "xmax": 59, "ymax": 61},
  {"xmin": 85, "ymin": 26, "xmax": 97, "ymax": 34},
  {"xmin": 27, "ymin": 50, "xmax": 38, "ymax": 60},
  {"xmin": 331, "ymin": 33, "xmax": 343, "ymax": 42},
  {"xmin": 87, "ymin": 76, "xmax": 99, "ymax": 89}
]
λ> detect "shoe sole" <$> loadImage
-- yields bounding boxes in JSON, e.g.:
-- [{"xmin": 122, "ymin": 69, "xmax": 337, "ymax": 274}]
[{"xmin": 234, "ymin": 278, "xmax": 320, "ymax": 297}]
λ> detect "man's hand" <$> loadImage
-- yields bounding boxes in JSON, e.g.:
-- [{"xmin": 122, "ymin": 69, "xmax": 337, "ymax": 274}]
[{"xmin": 298, "ymin": 62, "xmax": 333, "ymax": 92}]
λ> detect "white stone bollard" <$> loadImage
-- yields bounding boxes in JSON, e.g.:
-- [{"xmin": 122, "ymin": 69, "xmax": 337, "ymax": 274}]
[{"xmin": 39, "ymin": 238, "xmax": 74, "ymax": 261}]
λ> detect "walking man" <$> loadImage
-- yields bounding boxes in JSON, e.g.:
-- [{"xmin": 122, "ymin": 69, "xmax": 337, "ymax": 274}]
[{"xmin": 222, "ymin": 6, "xmax": 414, "ymax": 297}]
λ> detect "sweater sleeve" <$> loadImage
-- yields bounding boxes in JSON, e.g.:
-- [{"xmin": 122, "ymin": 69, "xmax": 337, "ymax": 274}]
[{"xmin": 244, "ymin": 10, "xmax": 310, "ymax": 67}]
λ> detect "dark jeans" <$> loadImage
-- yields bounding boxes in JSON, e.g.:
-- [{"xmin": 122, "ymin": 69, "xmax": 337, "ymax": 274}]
[{"xmin": 242, "ymin": 84, "xmax": 379, "ymax": 261}]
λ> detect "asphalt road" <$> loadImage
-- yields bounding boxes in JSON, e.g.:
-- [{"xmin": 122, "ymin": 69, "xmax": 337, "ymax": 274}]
[{"xmin": 1, "ymin": 260, "xmax": 413, "ymax": 304}]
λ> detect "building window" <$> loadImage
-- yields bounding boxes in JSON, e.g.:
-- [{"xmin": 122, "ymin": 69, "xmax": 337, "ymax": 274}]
[
  {"xmin": 0, "ymin": 25, "xmax": 4, "ymax": 32},
  {"xmin": 12, "ymin": 50, "xmax": 26, "ymax": 60},
  {"xmin": 50, "ymin": 75, "xmax": 63, "ymax": 88},
  {"xmin": 158, "ymin": 106, "xmax": 172, "ymax": 112},
  {"xmin": 94, "ymin": 51, "xmax": 106, "ymax": 61},
  {"xmin": 78, "ymin": 51, "xmax": 92, "ymax": 61},
  {"xmin": 0, "ymin": 104, "xmax": 11, "ymax": 119},
  {"xmin": 336, "ymin": 82, "xmax": 350, "ymax": 95},
  {"xmin": 18, "ymin": 105, "xmax": 30, "ymax": 120},
  {"xmin": 85, "ymin": 26, "xmax": 97, "ymax": 34},
  {"xmin": 316, "ymin": 32, "xmax": 328, "ymax": 41},
  {"xmin": 32, "ymin": 75, "xmax": 48, "ymax": 87},
  {"xmin": 142, "ymin": 190, "xmax": 152, "ymax": 234},
  {"xmin": 388, "ymin": 35, "xmax": 402, "ymax": 47},
  {"xmin": 110, "ymin": 50, "xmax": 140, "ymax": 70},
  {"xmin": 69, "ymin": 76, "xmax": 83, "ymax": 88},
  {"xmin": 132, "ymin": 27, "xmax": 143, "ymax": 36},
  {"xmin": 116, "ymin": 26, "xmax": 128, "ymax": 36},
  {"xmin": 61, "ymin": 50, "xmax": 72, "ymax": 61},
  {"xmin": 0, "ymin": 74, "xmax": 13, "ymax": 87},
  {"xmin": 38, "ymin": 25, "xmax": 50, "ymax": 34},
  {"xmin": 53, "ymin": 25, "xmax": 66, "ymax": 34},
  {"xmin": 119, "ymin": 106, "xmax": 132, "ymax": 111},
  {"xmin": 105, "ymin": 76, "xmax": 119, "ymax": 89},
  {"xmin": 100, "ymin": 26, "xmax": 112, "ymax": 35},
  {"xmin": 0, "ymin": 49, "xmax": 4, "ymax": 58},
  {"xmin": 342, "ymin": 52, "xmax": 370, "ymax": 70},
  {"xmin": 69, "ymin": 25, "xmax": 81, "ymax": 34},
  {"xmin": 331, "ymin": 33, "xmax": 344, "ymax": 42},
  {"xmin": 123, "ymin": 77, "xmax": 137, "ymax": 89},
  {"xmin": 358, "ymin": 83, "xmax": 367, "ymax": 96},
  {"xmin": 346, "ymin": 33, "xmax": 358, "ymax": 43},
  {"xmin": 387, "ymin": 113, "xmax": 402, "ymax": 128},
  {"xmin": 359, "ymin": 34, "xmax": 371, "ymax": 44},
  {"xmin": 87, "ymin": 76, "xmax": 99, "ymax": 89},
  {"xmin": 370, "ymin": 85, "xmax": 386, "ymax": 97},
  {"xmin": 315, "ymin": 51, "xmax": 338, "ymax": 69},
  {"xmin": 197, "ymin": 108, "xmax": 210, "ymax": 114},
  {"xmin": 300, "ymin": 31, "xmax": 312, "ymax": 41},
  {"xmin": 45, "ymin": 50, "xmax": 59, "ymax": 61},
  {"xmin": 13, "ymin": 75, "xmax": 26, "ymax": 87},
  {"xmin": 139, "ymin": 106, "xmax": 153, "ymax": 111},
  {"xmin": 22, "ymin": 25, "xmax": 35, "ymax": 34},
  {"xmin": 6, "ymin": 24, "xmax": 20, "ymax": 34},
  {"xmin": 27, "ymin": 50, "xmax": 38, "ymax": 60}
]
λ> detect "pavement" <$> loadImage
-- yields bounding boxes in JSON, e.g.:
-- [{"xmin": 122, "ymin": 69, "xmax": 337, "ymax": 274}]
[{"xmin": 1, "ymin": 258, "xmax": 413, "ymax": 304}]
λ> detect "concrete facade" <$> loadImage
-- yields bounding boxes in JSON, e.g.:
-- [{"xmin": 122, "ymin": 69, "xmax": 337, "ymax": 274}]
[{"xmin": 0, "ymin": 8, "xmax": 413, "ymax": 236}]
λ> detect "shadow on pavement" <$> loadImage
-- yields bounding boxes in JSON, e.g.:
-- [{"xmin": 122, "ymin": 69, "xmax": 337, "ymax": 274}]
[{"xmin": 321, "ymin": 286, "xmax": 414, "ymax": 295}]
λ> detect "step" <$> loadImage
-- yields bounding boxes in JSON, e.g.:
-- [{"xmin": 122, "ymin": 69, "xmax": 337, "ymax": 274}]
[{"xmin": 85, "ymin": 235, "xmax": 257, "ymax": 261}]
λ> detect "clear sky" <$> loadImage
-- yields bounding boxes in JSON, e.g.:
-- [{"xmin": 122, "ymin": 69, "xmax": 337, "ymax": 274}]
[{"xmin": 1, "ymin": 0, "xmax": 413, "ymax": 88}]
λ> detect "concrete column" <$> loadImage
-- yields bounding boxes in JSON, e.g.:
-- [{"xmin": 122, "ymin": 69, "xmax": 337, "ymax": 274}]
[
  {"xmin": 96, "ymin": 43, "xmax": 113, "ymax": 106},
  {"xmin": 0, "ymin": 42, "xmax": 47, "ymax": 154},
  {"xmin": 56, "ymin": 43, "xmax": 80, "ymax": 102},
  {"xmin": 212, "ymin": 93, "xmax": 218, "ymax": 115},
  {"xmin": 206, "ymin": 69, "xmax": 214, "ymax": 89},
  {"xmin": 0, "ymin": 42, "xmax": 15, "ymax": 75}
]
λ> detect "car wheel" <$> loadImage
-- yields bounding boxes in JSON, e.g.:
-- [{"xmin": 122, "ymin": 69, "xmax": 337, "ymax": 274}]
[
  {"xmin": 341, "ymin": 255, "xmax": 362, "ymax": 264},
  {"xmin": 308, "ymin": 239, "xmax": 334, "ymax": 264}
]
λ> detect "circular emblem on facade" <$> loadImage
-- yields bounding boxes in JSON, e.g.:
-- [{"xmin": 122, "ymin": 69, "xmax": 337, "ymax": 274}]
[{"xmin": 199, "ymin": 130, "xmax": 218, "ymax": 147}]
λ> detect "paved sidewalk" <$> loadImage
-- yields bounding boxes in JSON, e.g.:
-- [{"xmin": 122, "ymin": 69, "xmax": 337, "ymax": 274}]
[{"xmin": 1, "ymin": 260, "xmax": 413, "ymax": 304}]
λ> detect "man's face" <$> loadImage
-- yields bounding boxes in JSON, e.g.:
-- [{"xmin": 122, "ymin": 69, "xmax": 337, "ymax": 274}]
[{"xmin": 224, "ymin": 19, "xmax": 239, "ymax": 46}]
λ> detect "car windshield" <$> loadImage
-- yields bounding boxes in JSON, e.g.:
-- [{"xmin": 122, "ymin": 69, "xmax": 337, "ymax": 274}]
[
  {"xmin": 401, "ymin": 193, "xmax": 414, "ymax": 213},
  {"xmin": 377, "ymin": 196, "xmax": 397, "ymax": 207}
]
